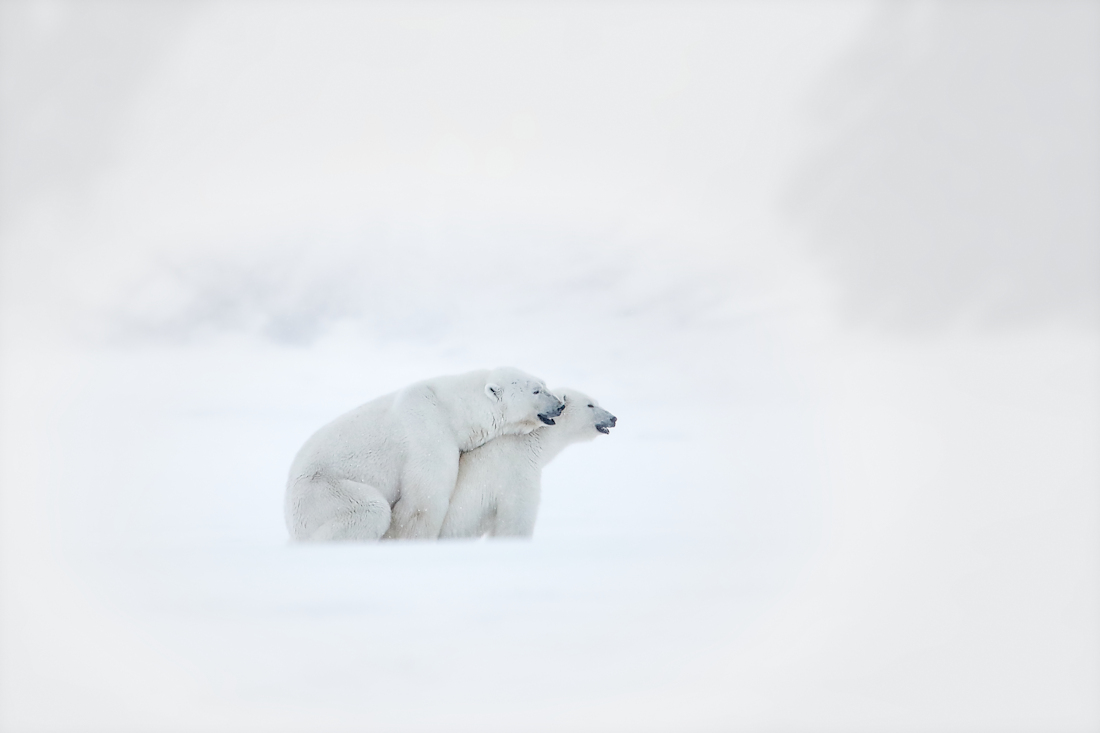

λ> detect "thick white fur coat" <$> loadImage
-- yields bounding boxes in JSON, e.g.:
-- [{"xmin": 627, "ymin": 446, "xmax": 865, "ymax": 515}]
[
  {"xmin": 440, "ymin": 389, "xmax": 616, "ymax": 538},
  {"xmin": 285, "ymin": 368, "xmax": 562, "ymax": 541}
]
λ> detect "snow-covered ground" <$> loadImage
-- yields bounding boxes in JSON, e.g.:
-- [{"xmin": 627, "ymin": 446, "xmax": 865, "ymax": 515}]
[{"xmin": 1, "ymin": 2, "xmax": 1098, "ymax": 731}]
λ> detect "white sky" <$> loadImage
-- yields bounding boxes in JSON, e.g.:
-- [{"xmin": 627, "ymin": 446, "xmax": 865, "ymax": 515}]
[{"xmin": 1, "ymin": 2, "xmax": 1097, "ymax": 731}]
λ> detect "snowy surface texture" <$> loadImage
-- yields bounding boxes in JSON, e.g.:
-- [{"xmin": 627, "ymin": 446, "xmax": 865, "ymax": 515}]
[{"xmin": 1, "ymin": 2, "xmax": 1098, "ymax": 732}]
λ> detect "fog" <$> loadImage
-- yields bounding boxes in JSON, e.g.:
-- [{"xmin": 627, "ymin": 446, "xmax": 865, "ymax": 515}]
[{"xmin": 1, "ymin": 2, "xmax": 1097, "ymax": 731}]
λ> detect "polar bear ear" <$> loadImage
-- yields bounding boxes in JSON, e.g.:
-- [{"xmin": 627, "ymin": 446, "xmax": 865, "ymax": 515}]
[{"xmin": 485, "ymin": 383, "xmax": 502, "ymax": 401}]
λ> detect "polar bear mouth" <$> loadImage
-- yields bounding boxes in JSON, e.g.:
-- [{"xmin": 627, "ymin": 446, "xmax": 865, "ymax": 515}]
[
  {"xmin": 595, "ymin": 423, "xmax": 614, "ymax": 434},
  {"xmin": 538, "ymin": 414, "xmax": 557, "ymax": 425}
]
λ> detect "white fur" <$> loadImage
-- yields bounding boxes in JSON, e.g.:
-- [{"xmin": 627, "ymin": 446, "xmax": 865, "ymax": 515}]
[
  {"xmin": 285, "ymin": 368, "xmax": 563, "ymax": 541},
  {"xmin": 439, "ymin": 389, "xmax": 616, "ymax": 539}
]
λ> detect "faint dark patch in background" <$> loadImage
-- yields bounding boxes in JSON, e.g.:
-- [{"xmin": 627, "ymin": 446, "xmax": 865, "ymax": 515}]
[
  {"xmin": 787, "ymin": 0, "xmax": 1100, "ymax": 331},
  {"xmin": 109, "ymin": 242, "xmax": 364, "ymax": 346}
]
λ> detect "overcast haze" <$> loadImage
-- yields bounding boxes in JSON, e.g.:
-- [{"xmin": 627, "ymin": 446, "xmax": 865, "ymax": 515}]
[{"xmin": 1, "ymin": 2, "xmax": 1098, "ymax": 731}]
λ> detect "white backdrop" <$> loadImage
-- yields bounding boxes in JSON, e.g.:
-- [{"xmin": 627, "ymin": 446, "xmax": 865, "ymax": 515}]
[{"xmin": 1, "ymin": 2, "xmax": 1097, "ymax": 731}]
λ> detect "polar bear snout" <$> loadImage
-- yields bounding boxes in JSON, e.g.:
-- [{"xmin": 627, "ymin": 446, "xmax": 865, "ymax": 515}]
[
  {"xmin": 537, "ymin": 397, "xmax": 566, "ymax": 425},
  {"xmin": 595, "ymin": 409, "xmax": 617, "ymax": 434}
]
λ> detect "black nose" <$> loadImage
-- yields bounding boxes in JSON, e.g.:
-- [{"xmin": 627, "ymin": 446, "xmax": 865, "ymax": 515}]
[{"xmin": 609, "ymin": 415, "xmax": 617, "ymax": 426}]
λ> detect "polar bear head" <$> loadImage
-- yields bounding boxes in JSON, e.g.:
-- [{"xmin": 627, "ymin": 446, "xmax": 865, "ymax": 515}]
[
  {"xmin": 484, "ymin": 367, "xmax": 565, "ymax": 434},
  {"xmin": 548, "ymin": 388, "xmax": 617, "ymax": 442}
]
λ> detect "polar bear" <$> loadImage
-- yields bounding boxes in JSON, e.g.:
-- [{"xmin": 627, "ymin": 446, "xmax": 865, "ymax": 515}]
[
  {"xmin": 285, "ymin": 368, "xmax": 564, "ymax": 541},
  {"xmin": 439, "ymin": 388, "xmax": 616, "ymax": 539}
]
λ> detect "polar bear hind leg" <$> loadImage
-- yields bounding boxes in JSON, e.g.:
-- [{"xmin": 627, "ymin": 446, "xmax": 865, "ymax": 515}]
[
  {"xmin": 384, "ymin": 492, "xmax": 454, "ymax": 539},
  {"xmin": 288, "ymin": 477, "xmax": 391, "ymax": 541}
]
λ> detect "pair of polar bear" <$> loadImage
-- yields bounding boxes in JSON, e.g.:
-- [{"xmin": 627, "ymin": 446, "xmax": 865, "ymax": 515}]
[{"xmin": 284, "ymin": 367, "xmax": 616, "ymax": 541}]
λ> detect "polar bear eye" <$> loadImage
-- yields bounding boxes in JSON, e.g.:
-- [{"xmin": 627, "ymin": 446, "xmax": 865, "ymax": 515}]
[
  {"xmin": 533, "ymin": 389, "xmax": 540, "ymax": 395},
  {"xmin": 587, "ymin": 404, "xmax": 594, "ymax": 408}
]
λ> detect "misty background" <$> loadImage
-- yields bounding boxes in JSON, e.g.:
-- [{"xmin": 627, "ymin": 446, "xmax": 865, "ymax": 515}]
[{"xmin": 1, "ymin": 1, "xmax": 1097, "ymax": 731}]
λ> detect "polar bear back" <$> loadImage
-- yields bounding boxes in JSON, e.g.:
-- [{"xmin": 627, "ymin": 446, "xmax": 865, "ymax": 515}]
[
  {"xmin": 289, "ymin": 377, "xmax": 479, "ymax": 506},
  {"xmin": 290, "ymin": 392, "xmax": 405, "ymax": 503}
]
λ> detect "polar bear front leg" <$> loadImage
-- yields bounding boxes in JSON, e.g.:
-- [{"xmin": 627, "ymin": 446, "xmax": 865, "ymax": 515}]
[
  {"xmin": 383, "ymin": 459, "xmax": 460, "ymax": 540},
  {"xmin": 489, "ymin": 490, "xmax": 539, "ymax": 538},
  {"xmin": 439, "ymin": 488, "xmax": 495, "ymax": 539}
]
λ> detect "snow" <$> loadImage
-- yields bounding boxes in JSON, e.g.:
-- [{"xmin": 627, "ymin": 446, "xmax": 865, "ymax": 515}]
[{"xmin": 1, "ymin": 2, "xmax": 1098, "ymax": 731}]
